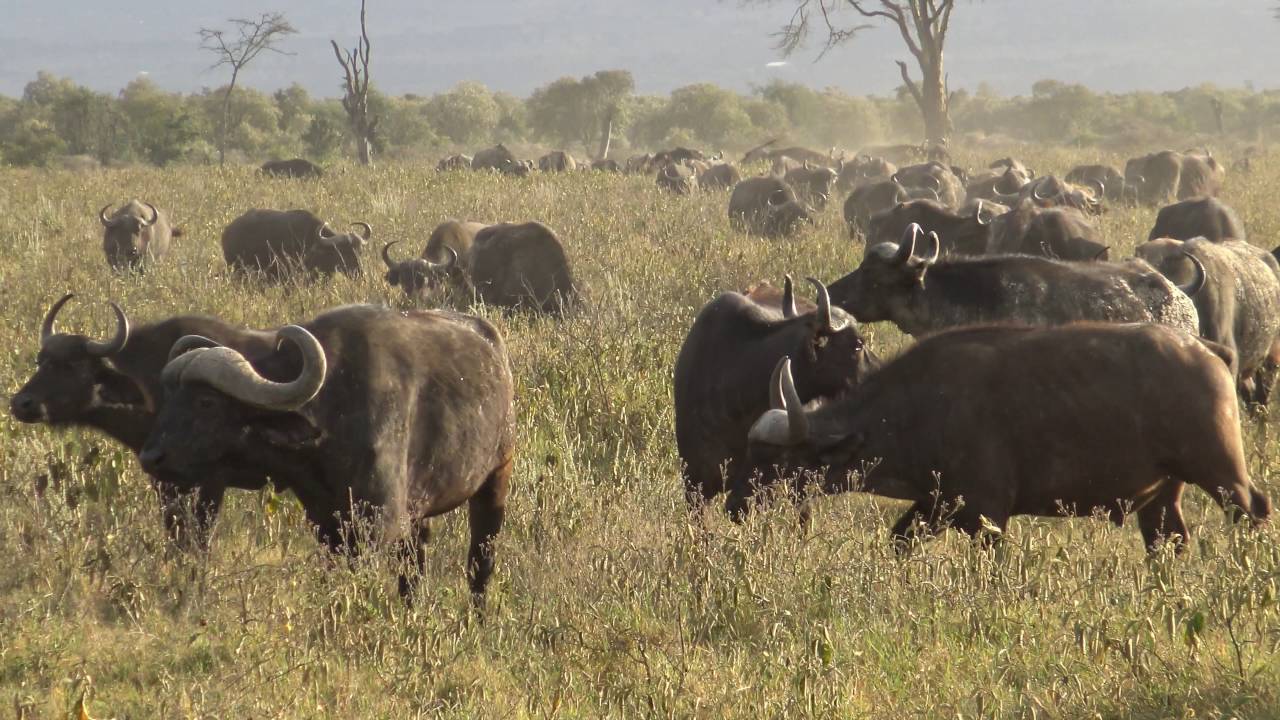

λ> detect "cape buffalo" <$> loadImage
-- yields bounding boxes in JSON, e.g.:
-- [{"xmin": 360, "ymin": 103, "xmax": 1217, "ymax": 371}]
[
  {"xmin": 674, "ymin": 277, "xmax": 880, "ymax": 508},
  {"xmin": 965, "ymin": 167, "xmax": 1030, "ymax": 204},
  {"xmin": 1126, "ymin": 150, "xmax": 1184, "ymax": 205},
  {"xmin": 728, "ymin": 177, "xmax": 814, "ymax": 239},
  {"xmin": 472, "ymin": 144, "xmax": 531, "ymax": 176},
  {"xmin": 1148, "ymin": 197, "xmax": 1245, "ymax": 242},
  {"xmin": 987, "ymin": 200, "xmax": 1107, "ymax": 260},
  {"xmin": 100, "ymin": 200, "xmax": 176, "ymax": 270},
  {"xmin": 591, "ymin": 159, "xmax": 621, "ymax": 173},
  {"xmin": 384, "ymin": 221, "xmax": 579, "ymax": 314},
  {"xmin": 381, "ymin": 220, "xmax": 489, "ymax": 297},
  {"xmin": 892, "ymin": 162, "xmax": 964, "ymax": 208},
  {"xmin": 835, "ymin": 155, "xmax": 897, "ymax": 192},
  {"xmin": 436, "ymin": 154, "xmax": 473, "ymax": 171},
  {"xmin": 221, "ymin": 209, "xmax": 371, "ymax": 281},
  {"xmin": 140, "ymin": 305, "xmax": 516, "ymax": 602},
  {"xmin": 843, "ymin": 180, "xmax": 908, "ymax": 238},
  {"xmin": 865, "ymin": 199, "xmax": 990, "ymax": 257},
  {"xmin": 1179, "ymin": 152, "xmax": 1226, "ymax": 199},
  {"xmin": 1137, "ymin": 237, "xmax": 1280, "ymax": 405},
  {"xmin": 9, "ymin": 294, "xmax": 276, "ymax": 547},
  {"xmin": 656, "ymin": 162, "xmax": 697, "ymax": 194},
  {"xmin": 538, "ymin": 150, "xmax": 577, "ymax": 172},
  {"xmin": 742, "ymin": 142, "xmax": 832, "ymax": 167},
  {"xmin": 784, "ymin": 165, "xmax": 838, "ymax": 210},
  {"xmin": 260, "ymin": 158, "xmax": 324, "ymax": 179},
  {"xmin": 733, "ymin": 324, "xmax": 1271, "ymax": 552},
  {"xmin": 698, "ymin": 163, "xmax": 742, "ymax": 191},
  {"xmin": 1015, "ymin": 176, "xmax": 1103, "ymax": 215},
  {"xmin": 1065, "ymin": 164, "xmax": 1132, "ymax": 203},
  {"xmin": 827, "ymin": 224, "xmax": 1201, "ymax": 337}
]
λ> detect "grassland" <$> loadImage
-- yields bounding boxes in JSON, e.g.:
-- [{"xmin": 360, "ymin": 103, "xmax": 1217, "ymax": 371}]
[{"xmin": 2, "ymin": 146, "xmax": 1280, "ymax": 719}]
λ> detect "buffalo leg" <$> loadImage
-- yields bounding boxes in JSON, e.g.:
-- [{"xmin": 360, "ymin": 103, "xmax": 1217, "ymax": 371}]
[
  {"xmin": 467, "ymin": 456, "xmax": 513, "ymax": 605},
  {"xmin": 154, "ymin": 479, "xmax": 224, "ymax": 552},
  {"xmin": 397, "ymin": 519, "xmax": 432, "ymax": 600},
  {"xmin": 1136, "ymin": 483, "xmax": 1189, "ymax": 552}
]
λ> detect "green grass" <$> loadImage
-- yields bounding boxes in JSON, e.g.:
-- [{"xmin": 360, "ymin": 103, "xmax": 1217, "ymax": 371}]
[{"xmin": 3, "ymin": 148, "xmax": 1280, "ymax": 718}]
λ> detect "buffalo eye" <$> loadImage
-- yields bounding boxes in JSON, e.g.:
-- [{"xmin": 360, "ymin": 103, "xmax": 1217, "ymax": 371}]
[{"xmin": 194, "ymin": 394, "xmax": 218, "ymax": 412}]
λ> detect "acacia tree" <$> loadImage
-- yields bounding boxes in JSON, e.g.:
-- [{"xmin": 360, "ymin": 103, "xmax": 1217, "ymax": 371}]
[
  {"xmin": 331, "ymin": 0, "xmax": 377, "ymax": 165},
  {"xmin": 198, "ymin": 13, "xmax": 296, "ymax": 165},
  {"xmin": 774, "ymin": 0, "xmax": 956, "ymax": 145}
]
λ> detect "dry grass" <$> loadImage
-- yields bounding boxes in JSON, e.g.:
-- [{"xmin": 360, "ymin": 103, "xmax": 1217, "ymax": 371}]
[{"xmin": 2, "ymin": 149, "xmax": 1280, "ymax": 718}]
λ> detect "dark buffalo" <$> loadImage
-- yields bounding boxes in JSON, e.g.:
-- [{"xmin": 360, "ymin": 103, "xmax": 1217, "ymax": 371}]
[
  {"xmin": 385, "ymin": 222, "xmax": 579, "ymax": 314},
  {"xmin": 784, "ymin": 165, "xmax": 838, "ymax": 210},
  {"xmin": 260, "ymin": 158, "xmax": 324, "ymax": 179},
  {"xmin": 964, "ymin": 166, "xmax": 1030, "ymax": 204},
  {"xmin": 742, "ymin": 142, "xmax": 833, "ymax": 167},
  {"xmin": 861, "ymin": 143, "xmax": 926, "ymax": 165},
  {"xmin": 843, "ymin": 180, "xmax": 908, "ymax": 238},
  {"xmin": 987, "ymin": 200, "xmax": 1107, "ymax": 260},
  {"xmin": 893, "ymin": 162, "xmax": 964, "ymax": 208},
  {"xmin": 625, "ymin": 153, "xmax": 656, "ymax": 174},
  {"xmin": 436, "ymin": 154, "xmax": 473, "ymax": 171},
  {"xmin": 733, "ymin": 324, "xmax": 1270, "ymax": 552},
  {"xmin": 1065, "ymin": 164, "xmax": 1133, "ymax": 203},
  {"xmin": 865, "ymin": 199, "xmax": 990, "ymax": 257},
  {"xmin": 1126, "ymin": 151, "xmax": 1184, "ymax": 205},
  {"xmin": 656, "ymin": 162, "xmax": 697, "ymax": 194},
  {"xmin": 9, "ymin": 294, "xmax": 275, "ymax": 547},
  {"xmin": 221, "ymin": 209, "xmax": 371, "ymax": 281},
  {"xmin": 140, "ymin": 305, "xmax": 516, "ymax": 601},
  {"xmin": 989, "ymin": 156, "xmax": 1033, "ymax": 177},
  {"xmin": 835, "ymin": 155, "xmax": 897, "ymax": 193},
  {"xmin": 828, "ymin": 224, "xmax": 1200, "ymax": 337},
  {"xmin": 1148, "ymin": 197, "xmax": 1244, "ymax": 242},
  {"xmin": 1016, "ymin": 175, "xmax": 1103, "ymax": 215},
  {"xmin": 591, "ymin": 159, "xmax": 621, "ymax": 173},
  {"xmin": 1179, "ymin": 151, "xmax": 1226, "ymax": 199},
  {"xmin": 698, "ymin": 163, "xmax": 742, "ymax": 191},
  {"xmin": 538, "ymin": 150, "xmax": 577, "ymax": 172},
  {"xmin": 472, "ymin": 144, "xmax": 531, "ymax": 176},
  {"xmin": 381, "ymin": 220, "xmax": 489, "ymax": 297},
  {"xmin": 728, "ymin": 177, "xmax": 814, "ymax": 239},
  {"xmin": 1137, "ymin": 237, "xmax": 1280, "ymax": 405},
  {"xmin": 100, "ymin": 200, "xmax": 176, "ymax": 270},
  {"xmin": 674, "ymin": 278, "xmax": 879, "ymax": 508}
]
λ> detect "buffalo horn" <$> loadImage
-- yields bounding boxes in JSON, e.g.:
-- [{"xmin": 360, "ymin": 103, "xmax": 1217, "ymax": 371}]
[
  {"xmin": 922, "ymin": 231, "xmax": 941, "ymax": 264},
  {"xmin": 782, "ymin": 274, "xmax": 797, "ymax": 319},
  {"xmin": 892, "ymin": 224, "xmax": 921, "ymax": 265},
  {"xmin": 164, "ymin": 325, "xmax": 326, "ymax": 411},
  {"xmin": 84, "ymin": 302, "xmax": 129, "ymax": 357},
  {"xmin": 40, "ymin": 293, "xmax": 76, "ymax": 343},
  {"xmin": 98, "ymin": 204, "xmax": 115, "ymax": 227},
  {"xmin": 749, "ymin": 357, "xmax": 810, "ymax": 446},
  {"xmin": 974, "ymin": 199, "xmax": 989, "ymax": 226},
  {"xmin": 167, "ymin": 335, "xmax": 221, "ymax": 363},
  {"xmin": 381, "ymin": 241, "xmax": 401, "ymax": 270},
  {"xmin": 1086, "ymin": 178, "xmax": 1105, "ymax": 199},
  {"xmin": 806, "ymin": 277, "xmax": 834, "ymax": 332},
  {"xmin": 351, "ymin": 222, "xmax": 373, "ymax": 241},
  {"xmin": 140, "ymin": 203, "xmax": 158, "ymax": 227},
  {"xmin": 1177, "ymin": 252, "xmax": 1207, "ymax": 297}
]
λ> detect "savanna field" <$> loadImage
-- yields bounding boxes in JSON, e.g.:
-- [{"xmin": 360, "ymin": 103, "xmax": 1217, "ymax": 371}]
[{"xmin": 4, "ymin": 146, "xmax": 1280, "ymax": 718}]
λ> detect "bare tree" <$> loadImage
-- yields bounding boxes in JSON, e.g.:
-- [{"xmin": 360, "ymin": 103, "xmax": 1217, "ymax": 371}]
[
  {"xmin": 331, "ymin": 0, "xmax": 378, "ymax": 165},
  {"xmin": 198, "ymin": 13, "xmax": 296, "ymax": 165},
  {"xmin": 774, "ymin": 0, "xmax": 956, "ymax": 146}
]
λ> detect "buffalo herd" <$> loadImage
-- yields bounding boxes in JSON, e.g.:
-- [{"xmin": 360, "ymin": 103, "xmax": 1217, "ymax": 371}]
[{"xmin": 15, "ymin": 141, "xmax": 1278, "ymax": 604}]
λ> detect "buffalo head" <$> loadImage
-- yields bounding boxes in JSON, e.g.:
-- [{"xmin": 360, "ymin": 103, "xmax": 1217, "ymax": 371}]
[
  {"xmin": 828, "ymin": 223, "xmax": 940, "ymax": 321},
  {"xmin": 101, "ymin": 202, "xmax": 159, "ymax": 269},
  {"xmin": 382, "ymin": 240, "xmax": 459, "ymax": 296}
]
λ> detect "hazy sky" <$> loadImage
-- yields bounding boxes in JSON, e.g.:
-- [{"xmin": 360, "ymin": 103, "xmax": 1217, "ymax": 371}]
[{"xmin": 4, "ymin": 1, "xmax": 1279, "ymax": 98}]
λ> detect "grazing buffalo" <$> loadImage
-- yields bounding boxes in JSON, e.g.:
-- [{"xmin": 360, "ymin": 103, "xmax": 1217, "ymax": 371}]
[
  {"xmin": 843, "ymin": 180, "xmax": 908, "ymax": 238},
  {"xmin": 591, "ymin": 159, "xmax": 621, "ymax": 173},
  {"xmin": 965, "ymin": 167, "xmax": 1030, "ymax": 204},
  {"xmin": 697, "ymin": 163, "xmax": 742, "ymax": 191},
  {"xmin": 861, "ymin": 143, "xmax": 926, "ymax": 165},
  {"xmin": 385, "ymin": 222, "xmax": 579, "ymax": 314},
  {"xmin": 836, "ymin": 155, "xmax": 897, "ymax": 192},
  {"xmin": 1148, "ymin": 197, "xmax": 1245, "ymax": 242},
  {"xmin": 1137, "ymin": 237, "xmax": 1280, "ymax": 405},
  {"xmin": 784, "ymin": 165, "xmax": 838, "ymax": 210},
  {"xmin": 221, "ymin": 209, "xmax": 371, "ymax": 281},
  {"xmin": 728, "ymin": 177, "xmax": 814, "ymax": 239},
  {"xmin": 436, "ymin": 154, "xmax": 473, "ymax": 171},
  {"xmin": 1179, "ymin": 151, "xmax": 1226, "ymax": 199},
  {"xmin": 828, "ymin": 224, "xmax": 1201, "ymax": 337},
  {"xmin": 733, "ymin": 324, "xmax": 1271, "ymax": 552},
  {"xmin": 865, "ymin": 199, "xmax": 990, "ymax": 257},
  {"xmin": 625, "ymin": 153, "xmax": 657, "ymax": 174},
  {"xmin": 1015, "ymin": 175, "xmax": 1103, "ymax": 215},
  {"xmin": 742, "ymin": 142, "xmax": 833, "ymax": 167},
  {"xmin": 1065, "ymin": 164, "xmax": 1132, "ymax": 203},
  {"xmin": 472, "ymin": 144, "xmax": 531, "ymax": 176},
  {"xmin": 656, "ymin": 162, "xmax": 697, "ymax": 194},
  {"xmin": 674, "ymin": 277, "xmax": 880, "ymax": 507},
  {"xmin": 538, "ymin": 150, "xmax": 577, "ymax": 172},
  {"xmin": 987, "ymin": 200, "xmax": 1107, "ymax": 260},
  {"xmin": 381, "ymin": 220, "xmax": 489, "ymax": 297},
  {"xmin": 9, "ymin": 294, "xmax": 275, "ymax": 547},
  {"xmin": 140, "ymin": 305, "xmax": 516, "ymax": 601},
  {"xmin": 100, "ymin": 200, "xmax": 176, "ymax": 270},
  {"xmin": 892, "ymin": 162, "xmax": 964, "ymax": 208},
  {"xmin": 260, "ymin": 158, "xmax": 324, "ymax": 179}
]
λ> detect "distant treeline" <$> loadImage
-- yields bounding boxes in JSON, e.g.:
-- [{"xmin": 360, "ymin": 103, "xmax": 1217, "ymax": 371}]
[{"xmin": 3, "ymin": 69, "xmax": 1279, "ymax": 168}]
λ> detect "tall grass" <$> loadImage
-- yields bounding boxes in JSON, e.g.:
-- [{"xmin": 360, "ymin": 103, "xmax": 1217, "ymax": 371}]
[{"xmin": 2, "ymin": 149, "xmax": 1279, "ymax": 718}]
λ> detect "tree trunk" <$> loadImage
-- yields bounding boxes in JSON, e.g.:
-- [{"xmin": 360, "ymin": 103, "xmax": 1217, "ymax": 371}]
[
  {"xmin": 356, "ymin": 134, "xmax": 373, "ymax": 165},
  {"xmin": 596, "ymin": 108, "xmax": 614, "ymax": 162},
  {"xmin": 218, "ymin": 69, "xmax": 239, "ymax": 166},
  {"xmin": 919, "ymin": 59, "xmax": 950, "ymax": 147}
]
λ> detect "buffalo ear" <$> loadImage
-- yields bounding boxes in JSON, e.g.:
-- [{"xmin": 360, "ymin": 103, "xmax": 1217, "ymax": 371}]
[{"xmin": 249, "ymin": 412, "xmax": 323, "ymax": 449}]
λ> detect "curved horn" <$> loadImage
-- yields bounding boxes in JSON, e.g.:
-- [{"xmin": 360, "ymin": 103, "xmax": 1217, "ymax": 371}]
[
  {"xmin": 1086, "ymin": 178, "xmax": 1105, "ymax": 199},
  {"xmin": 922, "ymin": 231, "xmax": 941, "ymax": 264},
  {"xmin": 316, "ymin": 222, "xmax": 334, "ymax": 242},
  {"xmin": 1177, "ymin": 252, "xmax": 1207, "ymax": 297},
  {"xmin": 381, "ymin": 241, "xmax": 401, "ymax": 270},
  {"xmin": 892, "ymin": 224, "xmax": 921, "ymax": 265},
  {"xmin": 167, "ymin": 335, "xmax": 221, "ymax": 363},
  {"xmin": 1032, "ymin": 180, "xmax": 1057, "ymax": 202},
  {"xmin": 84, "ymin": 302, "xmax": 129, "ymax": 357},
  {"xmin": 782, "ymin": 274, "xmax": 797, "ymax": 319},
  {"xmin": 974, "ymin": 199, "xmax": 989, "ymax": 226},
  {"xmin": 806, "ymin": 277, "xmax": 834, "ymax": 332},
  {"xmin": 1092, "ymin": 246, "xmax": 1111, "ymax": 261},
  {"xmin": 778, "ymin": 357, "xmax": 809, "ymax": 443},
  {"xmin": 98, "ymin": 204, "xmax": 115, "ymax": 227},
  {"xmin": 436, "ymin": 245, "xmax": 459, "ymax": 271},
  {"xmin": 924, "ymin": 186, "xmax": 940, "ymax": 202},
  {"xmin": 922, "ymin": 173, "xmax": 942, "ymax": 191},
  {"xmin": 140, "ymin": 202, "xmax": 158, "ymax": 227},
  {"xmin": 351, "ymin": 222, "xmax": 372, "ymax": 241},
  {"xmin": 165, "ymin": 325, "xmax": 326, "ymax": 412},
  {"xmin": 40, "ymin": 293, "xmax": 75, "ymax": 343}
]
